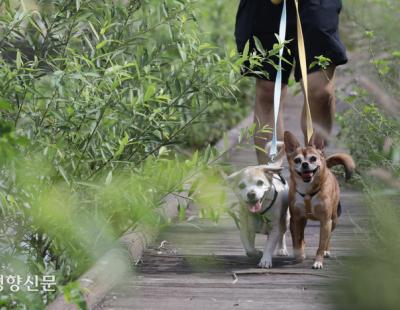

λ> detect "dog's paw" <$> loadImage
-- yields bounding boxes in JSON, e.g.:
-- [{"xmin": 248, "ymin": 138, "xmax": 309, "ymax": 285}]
[
  {"xmin": 246, "ymin": 250, "xmax": 263, "ymax": 259},
  {"xmin": 312, "ymin": 261, "xmax": 323, "ymax": 269},
  {"xmin": 293, "ymin": 250, "xmax": 306, "ymax": 262},
  {"xmin": 323, "ymin": 251, "xmax": 331, "ymax": 258},
  {"xmin": 276, "ymin": 248, "xmax": 289, "ymax": 256},
  {"xmin": 258, "ymin": 257, "xmax": 272, "ymax": 269}
]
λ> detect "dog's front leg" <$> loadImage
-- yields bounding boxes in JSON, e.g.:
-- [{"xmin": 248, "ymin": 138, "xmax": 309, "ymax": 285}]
[
  {"xmin": 313, "ymin": 219, "xmax": 332, "ymax": 269},
  {"xmin": 240, "ymin": 224, "xmax": 261, "ymax": 258},
  {"xmin": 239, "ymin": 211, "xmax": 261, "ymax": 258},
  {"xmin": 275, "ymin": 212, "xmax": 289, "ymax": 256},
  {"xmin": 258, "ymin": 227, "xmax": 280, "ymax": 268},
  {"xmin": 290, "ymin": 216, "xmax": 307, "ymax": 262},
  {"xmin": 275, "ymin": 232, "xmax": 289, "ymax": 256}
]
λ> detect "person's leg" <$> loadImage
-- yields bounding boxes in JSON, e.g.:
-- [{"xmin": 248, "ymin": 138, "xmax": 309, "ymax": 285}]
[
  {"xmin": 254, "ymin": 79, "xmax": 288, "ymax": 164},
  {"xmin": 301, "ymin": 66, "xmax": 336, "ymax": 144}
]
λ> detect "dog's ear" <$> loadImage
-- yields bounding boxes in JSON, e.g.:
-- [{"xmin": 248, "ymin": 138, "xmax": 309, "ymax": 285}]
[
  {"xmin": 226, "ymin": 170, "xmax": 242, "ymax": 183},
  {"xmin": 262, "ymin": 166, "xmax": 282, "ymax": 182},
  {"xmin": 308, "ymin": 132, "xmax": 325, "ymax": 152},
  {"xmin": 262, "ymin": 165, "xmax": 283, "ymax": 175},
  {"xmin": 284, "ymin": 131, "xmax": 300, "ymax": 155}
]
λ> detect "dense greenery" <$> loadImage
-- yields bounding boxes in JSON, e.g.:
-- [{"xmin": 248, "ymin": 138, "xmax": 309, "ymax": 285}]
[{"xmin": 0, "ymin": 0, "xmax": 250, "ymax": 308}]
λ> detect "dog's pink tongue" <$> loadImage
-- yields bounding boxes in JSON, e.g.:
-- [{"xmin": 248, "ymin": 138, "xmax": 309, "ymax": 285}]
[{"xmin": 250, "ymin": 201, "xmax": 262, "ymax": 213}]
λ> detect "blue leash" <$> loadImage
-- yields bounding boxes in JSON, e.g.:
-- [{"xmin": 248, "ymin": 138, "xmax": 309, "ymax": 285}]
[{"xmin": 268, "ymin": 0, "xmax": 287, "ymax": 162}]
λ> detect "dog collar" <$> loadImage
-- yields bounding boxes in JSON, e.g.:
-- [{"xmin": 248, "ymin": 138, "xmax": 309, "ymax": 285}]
[
  {"xmin": 296, "ymin": 188, "xmax": 320, "ymax": 200},
  {"xmin": 259, "ymin": 184, "xmax": 278, "ymax": 215},
  {"xmin": 273, "ymin": 173, "xmax": 287, "ymax": 185}
]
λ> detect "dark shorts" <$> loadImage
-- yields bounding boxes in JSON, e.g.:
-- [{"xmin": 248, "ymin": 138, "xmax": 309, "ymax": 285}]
[{"xmin": 235, "ymin": 0, "xmax": 348, "ymax": 84}]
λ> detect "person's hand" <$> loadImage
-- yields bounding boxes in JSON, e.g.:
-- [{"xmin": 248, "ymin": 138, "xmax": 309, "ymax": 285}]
[{"xmin": 271, "ymin": 0, "xmax": 283, "ymax": 4}]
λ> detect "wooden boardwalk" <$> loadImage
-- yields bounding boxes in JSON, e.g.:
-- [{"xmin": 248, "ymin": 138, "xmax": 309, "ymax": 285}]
[{"xmin": 96, "ymin": 68, "xmax": 366, "ymax": 310}]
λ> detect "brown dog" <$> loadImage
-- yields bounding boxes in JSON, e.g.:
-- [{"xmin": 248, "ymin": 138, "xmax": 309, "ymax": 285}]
[{"xmin": 283, "ymin": 131, "xmax": 355, "ymax": 269}]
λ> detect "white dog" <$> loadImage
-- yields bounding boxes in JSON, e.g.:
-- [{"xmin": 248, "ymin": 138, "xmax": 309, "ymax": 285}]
[{"xmin": 228, "ymin": 142, "xmax": 289, "ymax": 268}]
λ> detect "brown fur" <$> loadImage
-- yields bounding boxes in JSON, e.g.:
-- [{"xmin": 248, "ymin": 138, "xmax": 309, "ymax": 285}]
[{"xmin": 284, "ymin": 131, "xmax": 355, "ymax": 269}]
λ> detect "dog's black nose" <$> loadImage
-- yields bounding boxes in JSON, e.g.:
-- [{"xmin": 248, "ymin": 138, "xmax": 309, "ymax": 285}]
[
  {"xmin": 302, "ymin": 162, "xmax": 309, "ymax": 169},
  {"xmin": 247, "ymin": 192, "xmax": 256, "ymax": 200}
]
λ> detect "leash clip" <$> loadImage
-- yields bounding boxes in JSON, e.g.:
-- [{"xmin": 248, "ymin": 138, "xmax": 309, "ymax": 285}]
[{"xmin": 268, "ymin": 154, "xmax": 276, "ymax": 164}]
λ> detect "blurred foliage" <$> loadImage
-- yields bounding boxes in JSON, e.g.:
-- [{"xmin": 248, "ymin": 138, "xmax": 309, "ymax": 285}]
[
  {"xmin": 0, "ymin": 147, "xmax": 217, "ymax": 308},
  {"xmin": 336, "ymin": 1, "xmax": 400, "ymax": 309},
  {"xmin": 334, "ymin": 187, "xmax": 400, "ymax": 310},
  {"xmin": 0, "ymin": 0, "xmax": 252, "ymax": 307},
  {"xmin": 343, "ymin": 0, "xmax": 400, "ymax": 98},
  {"xmin": 185, "ymin": 0, "xmax": 252, "ymax": 147}
]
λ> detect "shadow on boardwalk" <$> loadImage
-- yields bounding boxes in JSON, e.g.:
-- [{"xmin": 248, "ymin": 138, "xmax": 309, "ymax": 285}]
[{"xmin": 96, "ymin": 67, "xmax": 367, "ymax": 310}]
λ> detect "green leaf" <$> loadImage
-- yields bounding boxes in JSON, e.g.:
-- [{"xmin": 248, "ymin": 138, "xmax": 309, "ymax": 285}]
[
  {"xmin": 177, "ymin": 43, "xmax": 187, "ymax": 61},
  {"xmin": 96, "ymin": 40, "xmax": 108, "ymax": 50},
  {"xmin": 253, "ymin": 36, "xmax": 265, "ymax": 56},
  {"xmin": 178, "ymin": 202, "xmax": 187, "ymax": 221},
  {"xmin": 115, "ymin": 132, "xmax": 129, "ymax": 157},
  {"xmin": 204, "ymin": 145, "xmax": 212, "ymax": 163},
  {"xmin": 16, "ymin": 49, "xmax": 22, "ymax": 69},
  {"xmin": 0, "ymin": 99, "xmax": 12, "ymax": 111},
  {"xmin": 365, "ymin": 30, "xmax": 374, "ymax": 39},
  {"xmin": 144, "ymin": 84, "xmax": 156, "ymax": 101},
  {"xmin": 392, "ymin": 51, "xmax": 400, "ymax": 58},
  {"xmin": 57, "ymin": 166, "xmax": 70, "ymax": 185},
  {"xmin": 242, "ymin": 40, "xmax": 250, "ymax": 58},
  {"xmin": 105, "ymin": 170, "xmax": 112, "ymax": 185}
]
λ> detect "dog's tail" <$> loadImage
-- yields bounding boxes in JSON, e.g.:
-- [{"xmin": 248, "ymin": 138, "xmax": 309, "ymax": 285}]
[
  {"xmin": 265, "ymin": 141, "xmax": 285, "ymax": 167},
  {"xmin": 326, "ymin": 153, "xmax": 356, "ymax": 181}
]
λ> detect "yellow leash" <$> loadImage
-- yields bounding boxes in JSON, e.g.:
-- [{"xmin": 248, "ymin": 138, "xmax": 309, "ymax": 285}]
[
  {"xmin": 293, "ymin": 0, "xmax": 313, "ymax": 142},
  {"xmin": 271, "ymin": 0, "xmax": 314, "ymax": 143}
]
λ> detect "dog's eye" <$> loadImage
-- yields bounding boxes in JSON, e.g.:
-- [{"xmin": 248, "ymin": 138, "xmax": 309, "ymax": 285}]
[
  {"xmin": 310, "ymin": 156, "xmax": 317, "ymax": 162},
  {"xmin": 256, "ymin": 180, "xmax": 264, "ymax": 186},
  {"xmin": 294, "ymin": 158, "xmax": 302, "ymax": 164},
  {"xmin": 238, "ymin": 182, "xmax": 246, "ymax": 190}
]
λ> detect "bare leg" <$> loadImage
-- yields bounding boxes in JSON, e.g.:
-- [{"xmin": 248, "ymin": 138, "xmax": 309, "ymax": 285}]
[
  {"xmin": 301, "ymin": 66, "xmax": 336, "ymax": 144},
  {"xmin": 254, "ymin": 79, "xmax": 287, "ymax": 164}
]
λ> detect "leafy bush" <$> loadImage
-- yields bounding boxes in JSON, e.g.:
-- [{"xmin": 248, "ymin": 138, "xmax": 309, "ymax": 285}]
[
  {"xmin": 0, "ymin": 0, "xmax": 249, "ymax": 307},
  {"xmin": 337, "ymin": 90, "xmax": 400, "ymax": 172}
]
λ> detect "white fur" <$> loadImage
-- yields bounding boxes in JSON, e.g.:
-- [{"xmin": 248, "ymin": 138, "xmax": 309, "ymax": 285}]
[
  {"xmin": 232, "ymin": 167, "xmax": 289, "ymax": 269},
  {"xmin": 296, "ymin": 180, "xmax": 313, "ymax": 196},
  {"xmin": 312, "ymin": 261, "xmax": 323, "ymax": 269}
]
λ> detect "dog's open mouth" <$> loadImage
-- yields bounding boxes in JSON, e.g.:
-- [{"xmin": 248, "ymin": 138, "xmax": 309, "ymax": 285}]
[
  {"xmin": 298, "ymin": 167, "xmax": 319, "ymax": 183},
  {"xmin": 247, "ymin": 200, "xmax": 263, "ymax": 213}
]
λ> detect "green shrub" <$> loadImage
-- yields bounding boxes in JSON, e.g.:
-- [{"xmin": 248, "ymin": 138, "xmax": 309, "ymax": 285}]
[
  {"xmin": 0, "ymin": 0, "xmax": 248, "ymax": 307},
  {"xmin": 344, "ymin": 0, "xmax": 400, "ymax": 97},
  {"xmin": 337, "ymin": 91, "xmax": 400, "ymax": 173}
]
